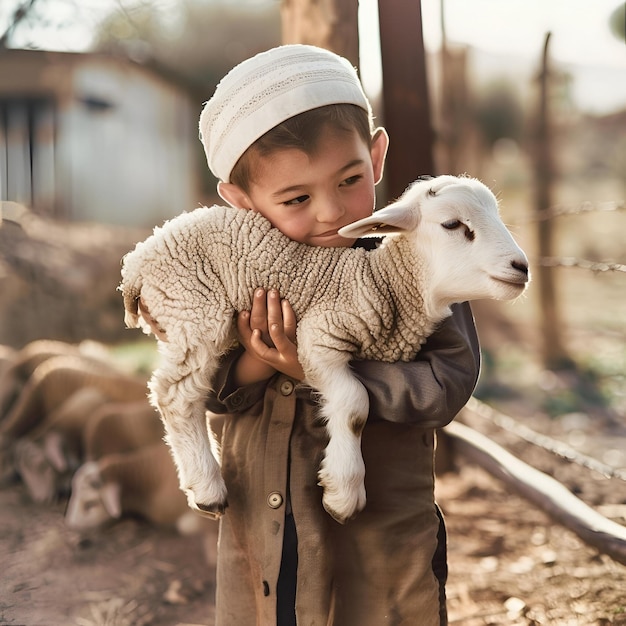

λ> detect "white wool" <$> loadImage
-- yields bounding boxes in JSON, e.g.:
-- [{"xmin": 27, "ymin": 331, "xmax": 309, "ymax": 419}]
[{"xmin": 119, "ymin": 175, "xmax": 530, "ymax": 523}]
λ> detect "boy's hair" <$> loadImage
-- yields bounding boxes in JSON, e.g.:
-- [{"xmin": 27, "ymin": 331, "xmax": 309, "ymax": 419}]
[
  {"xmin": 199, "ymin": 44, "xmax": 372, "ymax": 183},
  {"xmin": 230, "ymin": 103, "xmax": 373, "ymax": 192}
]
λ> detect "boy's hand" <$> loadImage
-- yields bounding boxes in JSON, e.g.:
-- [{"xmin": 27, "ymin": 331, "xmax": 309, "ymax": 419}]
[{"xmin": 235, "ymin": 288, "xmax": 304, "ymax": 383}]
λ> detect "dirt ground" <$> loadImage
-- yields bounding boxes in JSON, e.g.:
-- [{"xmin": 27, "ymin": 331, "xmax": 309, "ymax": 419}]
[
  {"xmin": 439, "ymin": 464, "xmax": 626, "ymax": 625},
  {"xmin": 2, "ymin": 440, "xmax": 625, "ymax": 626},
  {"xmin": 0, "ymin": 481, "xmax": 219, "ymax": 626}
]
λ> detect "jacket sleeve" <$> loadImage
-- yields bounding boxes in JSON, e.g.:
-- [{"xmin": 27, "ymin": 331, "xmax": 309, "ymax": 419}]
[
  {"xmin": 205, "ymin": 345, "xmax": 271, "ymax": 414},
  {"xmin": 350, "ymin": 302, "xmax": 481, "ymax": 428}
]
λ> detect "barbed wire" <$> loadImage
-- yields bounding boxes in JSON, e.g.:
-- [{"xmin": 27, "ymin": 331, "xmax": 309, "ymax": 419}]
[
  {"xmin": 465, "ymin": 397, "xmax": 626, "ymax": 482},
  {"xmin": 538, "ymin": 257, "xmax": 626, "ymax": 273},
  {"xmin": 569, "ymin": 326, "xmax": 626, "ymax": 342},
  {"xmin": 520, "ymin": 201, "xmax": 626, "ymax": 223}
]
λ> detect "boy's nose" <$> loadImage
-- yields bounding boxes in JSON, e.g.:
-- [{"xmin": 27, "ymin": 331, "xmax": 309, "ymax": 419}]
[{"xmin": 316, "ymin": 197, "xmax": 345, "ymax": 223}]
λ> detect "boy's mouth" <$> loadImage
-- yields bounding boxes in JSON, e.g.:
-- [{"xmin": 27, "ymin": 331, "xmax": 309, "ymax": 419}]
[
  {"xmin": 315, "ymin": 229, "xmax": 340, "ymax": 238},
  {"xmin": 311, "ymin": 229, "xmax": 356, "ymax": 248}
]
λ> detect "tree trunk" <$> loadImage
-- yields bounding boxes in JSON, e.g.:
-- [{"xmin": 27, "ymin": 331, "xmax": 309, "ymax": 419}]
[
  {"xmin": 377, "ymin": 0, "xmax": 434, "ymax": 202},
  {"xmin": 280, "ymin": 0, "xmax": 359, "ymax": 68}
]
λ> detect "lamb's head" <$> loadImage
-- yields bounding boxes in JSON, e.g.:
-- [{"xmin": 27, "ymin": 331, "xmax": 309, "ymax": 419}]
[
  {"xmin": 13, "ymin": 439, "xmax": 59, "ymax": 504},
  {"xmin": 339, "ymin": 175, "xmax": 529, "ymax": 311},
  {"xmin": 65, "ymin": 461, "xmax": 121, "ymax": 531}
]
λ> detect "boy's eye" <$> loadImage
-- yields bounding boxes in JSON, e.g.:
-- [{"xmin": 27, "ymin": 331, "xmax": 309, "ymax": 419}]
[
  {"xmin": 342, "ymin": 175, "xmax": 362, "ymax": 186},
  {"xmin": 283, "ymin": 194, "xmax": 309, "ymax": 206}
]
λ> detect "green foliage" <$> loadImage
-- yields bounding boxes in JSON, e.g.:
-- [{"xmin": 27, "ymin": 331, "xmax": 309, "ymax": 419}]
[
  {"xmin": 609, "ymin": 2, "xmax": 625, "ymax": 42},
  {"xmin": 108, "ymin": 339, "xmax": 159, "ymax": 376},
  {"xmin": 473, "ymin": 81, "xmax": 524, "ymax": 147},
  {"xmin": 475, "ymin": 345, "xmax": 620, "ymax": 420}
]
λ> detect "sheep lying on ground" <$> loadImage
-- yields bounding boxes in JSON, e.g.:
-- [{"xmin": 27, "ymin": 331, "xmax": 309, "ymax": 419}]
[
  {"xmin": 0, "ymin": 354, "xmax": 148, "ymax": 443},
  {"xmin": 0, "ymin": 339, "xmax": 118, "ymax": 420},
  {"xmin": 65, "ymin": 402, "xmax": 207, "ymax": 535},
  {"xmin": 65, "ymin": 441, "xmax": 205, "ymax": 534},
  {"xmin": 13, "ymin": 387, "xmax": 109, "ymax": 502},
  {"xmin": 0, "ymin": 354, "xmax": 148, "ymax": 485},
  {"xmin": 81, "ymin": 399, "xmax": 164, "ymax": 461},
  {"xmin": 0, "ymin": 340, "xmax": 77, "ymax": 420},
  {"xmin": 13, "ymin": 395, "xmax": 162, "ymax": 503},
  {"xmin": 120, "ymin": 174, "xmax": 529, "ymax": 523}
]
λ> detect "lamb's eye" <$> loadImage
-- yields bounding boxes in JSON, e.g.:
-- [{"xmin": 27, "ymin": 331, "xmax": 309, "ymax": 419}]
[
  {"xmin": 442, "ymin": 220, "xmax": 475, "ymax": 241},
  {"xmin": 428, "ymin": 188, "xmax": 437, "ymax": 197}
]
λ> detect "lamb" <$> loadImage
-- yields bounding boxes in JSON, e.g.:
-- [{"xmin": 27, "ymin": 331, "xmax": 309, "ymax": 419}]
[
  {"xmin": 119, "ymin": 174, "xmax": 530, "ymax": 524},
  {"xmin": 65, "ymin": 441, "xmax": 205, "ymax": 534},
  {"xmin": 0, "ymin": 354, "xmax": 148, "ymax": 485},
  {"xmin": 81, "ymin": 398, "xmax": 165, "ymax": 461},
  {"xmin": 0, "ymin": 354, "xmax": 148, "ymax": 443},
  {"xmin": 13, "ymin": 387, "xmax": 109, "ymax": 503},
  {"xmin": 0, "ymin": 339, "xmax": 119, "ymax": 420},
  {"xmin": 13, "ymin": 395, "xmax": 163, "ymax": 503}
]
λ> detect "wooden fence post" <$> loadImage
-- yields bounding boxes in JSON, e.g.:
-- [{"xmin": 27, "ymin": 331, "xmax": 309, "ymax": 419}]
[{"xmin": 533, "ymin": 33, "xmax": 571, "ymax": 369}]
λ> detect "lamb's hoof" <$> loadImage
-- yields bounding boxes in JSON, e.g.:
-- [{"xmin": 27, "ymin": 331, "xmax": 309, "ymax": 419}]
[
  {"xmin": 318, "ymin": 460, "xmax": 366, "ymax": 524},
  {"xmin": 319, "ymin": 483, "xmax": 366, "ymax": 525},
  {"xmin": 322, "ymin": 500, "xmax": 359, "ymax": 525},
  {"xmin": 195, "ymin": 500, "xmax": 228, "ymax": 520}
]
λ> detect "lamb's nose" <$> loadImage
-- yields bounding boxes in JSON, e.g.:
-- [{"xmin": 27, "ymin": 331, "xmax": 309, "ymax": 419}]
[{"xmin": 512, "ymin": 259, "xmax": 529, "ymax": 276}]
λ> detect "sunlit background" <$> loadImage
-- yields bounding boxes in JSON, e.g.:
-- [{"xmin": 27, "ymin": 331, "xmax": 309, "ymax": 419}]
[
  {"xmin": 0, "ymin": 0, "xmax": 624, "ymax": 412},
  {"xmin": 1, "ymin": 0, "xmax": 625, "ymax": 113},
  {"xmin": 1, "ymin": 2, "xmax": 626, "ymax": 623}
]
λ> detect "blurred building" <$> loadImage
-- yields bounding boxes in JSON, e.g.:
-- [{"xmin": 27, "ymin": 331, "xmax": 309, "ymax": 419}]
[{"xmin": 0, "ymin": 49, "xmax": 199, "ymax": 227}]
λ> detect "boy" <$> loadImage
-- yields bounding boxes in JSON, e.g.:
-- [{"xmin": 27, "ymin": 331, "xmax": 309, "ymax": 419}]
[{"xmin": 198, "ymin": 45, "xmax": 479, "ymax": 625}]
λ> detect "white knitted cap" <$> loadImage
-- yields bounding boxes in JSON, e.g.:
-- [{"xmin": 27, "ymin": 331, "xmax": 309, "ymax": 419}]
[{"xmin": 199, "ymin": 44, "xmax": 371, "ymax": 182}]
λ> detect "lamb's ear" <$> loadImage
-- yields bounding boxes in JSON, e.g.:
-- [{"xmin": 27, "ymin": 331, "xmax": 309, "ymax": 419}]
[
  {"xmin": 101, "ymin": 482, "xmax": 122, "ymax": 519},
  {"xmin": 338, "ymin": 201, "xmax": 421, "ymax": 238}
]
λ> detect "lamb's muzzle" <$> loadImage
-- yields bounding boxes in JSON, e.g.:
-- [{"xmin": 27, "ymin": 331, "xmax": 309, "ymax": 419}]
[{"xmin": 119, "ymin": 174, "xmax": 530, "ymax": 524}]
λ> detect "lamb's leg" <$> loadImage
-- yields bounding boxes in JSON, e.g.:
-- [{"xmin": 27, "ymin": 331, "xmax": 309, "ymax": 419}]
[
  {"xmin": 303, "ymin": 348, "xmax": 369, "ymax": 524},
  {"xmin": 149, "ymin": 348, "xmax": 227, "ymax": 518}
]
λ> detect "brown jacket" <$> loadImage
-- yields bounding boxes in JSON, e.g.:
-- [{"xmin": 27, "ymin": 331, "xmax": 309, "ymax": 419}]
[{"xmin": 206, "ymin": 302, "xmax": 480, "ymax": 626}]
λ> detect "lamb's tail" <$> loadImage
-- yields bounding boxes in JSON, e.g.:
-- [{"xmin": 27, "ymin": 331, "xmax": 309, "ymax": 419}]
[
  {"xmin": 118, "ymin": 250, "xmax": 142, "ymax": 329},
  {"xmin": 123, "ymin": 305, "xmax": 141, "ymax": 330}
]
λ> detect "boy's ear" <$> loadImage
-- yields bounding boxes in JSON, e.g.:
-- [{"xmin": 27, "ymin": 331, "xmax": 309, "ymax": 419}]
[
  {"xmin": 370, "ymin": 127, "xmax": 389, "ymax": 185},
  {"xmin": 217, "ymin": 182, "xmax": 252, "ymax": 209}
]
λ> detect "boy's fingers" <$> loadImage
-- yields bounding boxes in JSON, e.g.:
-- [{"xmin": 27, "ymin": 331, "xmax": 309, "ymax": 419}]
[
  {"xmin": 266, "ymin": 289, "xmax": 283, "ymax": 327},
  {"xmin": 249, "ymin": 288, "xmax": 268, "ymax": 332},
  {"xmin": 268, "ymin": 322, "xmax": 289, "ymax": 351},
  {"xmin": 245, "ymin": 288, "xmax": 294, "ymax": 350},
  {"xmin": 281, "ymin": 300, "xmax": 297, "ymax": 342},
  {"xmin": 249, "ymin": 329, "xmax": 276, "ymax": 360},
  {"xmin": 237, "ymin": 310, "xmax": 252, "ymax": 341}
]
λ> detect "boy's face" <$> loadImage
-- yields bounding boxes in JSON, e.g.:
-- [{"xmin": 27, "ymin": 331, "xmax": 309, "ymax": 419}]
[{"xmin": 218, "ymin": 126, "xmax": 388, "ymax": 248}]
